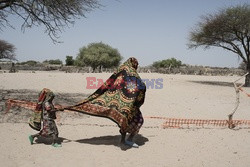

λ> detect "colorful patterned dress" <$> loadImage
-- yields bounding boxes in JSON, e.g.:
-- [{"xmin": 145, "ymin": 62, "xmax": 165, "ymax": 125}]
[
  {"xmin": 39, "ymin": 101, "xmax": 59, "ymax": 137},
  {"xmin": 67, "ymin": 57, "xmax": 146, "ymax": 135}
]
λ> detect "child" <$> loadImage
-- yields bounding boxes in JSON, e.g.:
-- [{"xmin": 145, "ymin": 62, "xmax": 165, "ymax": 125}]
[{"xmin": 28, "ymin": 88, "xmax": 62, "ymax": 147}]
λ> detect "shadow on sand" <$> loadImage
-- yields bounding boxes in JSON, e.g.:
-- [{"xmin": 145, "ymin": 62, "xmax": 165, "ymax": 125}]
[
  {"xmin": 189, "ymin": 80, "xmax": 234, "ymax": 87},
  {"xmin": 75, "ymin": 134, "xmax": 149, "ymax": 151},
  {"xmin": 33, "ymin": 134, "xmax": 148, "ymax": 150},
  {"xmin": 34, "ymin": 136, "xmax": 69, "ymax": 145}
]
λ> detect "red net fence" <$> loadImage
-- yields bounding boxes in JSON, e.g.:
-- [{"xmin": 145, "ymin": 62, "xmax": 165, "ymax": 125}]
[
  {"xmin": 5, "ymin": 99, "xmax": 250, "ymax": 129},
  {"xmin": 145, "ymin": 116, "xmax": 250, "ymax": 129}
]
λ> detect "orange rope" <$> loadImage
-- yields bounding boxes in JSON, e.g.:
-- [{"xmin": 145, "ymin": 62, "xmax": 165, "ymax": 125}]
[{"xmin": 239, "ymin": 87, "xmax": 250, "ymax": 97}]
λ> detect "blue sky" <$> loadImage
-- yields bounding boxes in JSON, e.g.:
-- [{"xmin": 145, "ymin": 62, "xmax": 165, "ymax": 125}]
[{"xmin": 1, "ymin": 0, "xmax": 250, "ymax": 67}]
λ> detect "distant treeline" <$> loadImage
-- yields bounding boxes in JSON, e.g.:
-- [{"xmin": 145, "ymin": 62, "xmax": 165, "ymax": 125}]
[{"xmin": 0, "ymin": 61, "xmax": 244, "ymax": 76}]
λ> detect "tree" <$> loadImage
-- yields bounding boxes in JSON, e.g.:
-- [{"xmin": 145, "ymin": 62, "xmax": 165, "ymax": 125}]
[
  {"xmin": 43, "ymin": 59, "xmax": 62, "ymax": 65},
  {"xmin": 17, "ymin": 60, "xmax": 39, "ymax": 66},
  {"xmin": 65, "ymin": 56, "xmax": 75, "ymax": 66},
  {"xmin": 75, "ymin": 42, "xmax": 123, "ymax": 72},
  {"xmin": 0, "ymin": 0, "xmax": 101, "ymax": 42},
  {"xmin": 238, "ymin": 61, "xmax": 246, "ymax": 70},
  {"xmin": 188, "ymin": 4, "xmax": 250, "ymax": 86},
  {"xmin": 0, "ymin": 39, "xmax": 16, "ymax": 60},
  {"xmin": 152, "ymin": 58, "xmax": 182, "ymax": 69}
]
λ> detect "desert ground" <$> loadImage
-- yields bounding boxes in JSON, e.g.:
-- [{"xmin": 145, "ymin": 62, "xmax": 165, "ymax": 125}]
[{"xmin": 0, "ymin": 71, "xmax": 250, "ymax": 167}]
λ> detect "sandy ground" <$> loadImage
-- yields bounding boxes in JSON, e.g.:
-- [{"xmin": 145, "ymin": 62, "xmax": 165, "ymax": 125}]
[{"xmin": 0, "ymin": 71, "xmax": 250, "ymax": 167}]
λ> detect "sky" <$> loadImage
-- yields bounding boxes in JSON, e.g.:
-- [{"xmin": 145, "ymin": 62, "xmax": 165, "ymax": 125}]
[{"xmin": 1, "ymin": 0, "xmax": 250, "ymax": 67}]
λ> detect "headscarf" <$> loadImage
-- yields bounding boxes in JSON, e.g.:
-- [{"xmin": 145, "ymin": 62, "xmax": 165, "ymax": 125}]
[{"xmin": 67, "ymin": 57, "xmax": 146, "ymax": 133}]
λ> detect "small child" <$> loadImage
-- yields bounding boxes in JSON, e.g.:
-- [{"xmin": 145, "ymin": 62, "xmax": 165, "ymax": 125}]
[{"xmin": 28, "ymin": 88, "xmax": 62, "ymax": 147}]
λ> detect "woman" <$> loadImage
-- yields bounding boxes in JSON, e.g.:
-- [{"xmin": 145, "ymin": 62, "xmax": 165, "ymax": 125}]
[
  {"xmin": 28, "ymin": 88, "xmax": 62, "ymax": 147},
  {"xmin": 67, "ymin": 57, "xmax": 146, "ymax": 147}
]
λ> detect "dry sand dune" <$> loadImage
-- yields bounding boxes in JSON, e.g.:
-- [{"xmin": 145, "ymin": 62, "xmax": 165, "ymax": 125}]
[{"xmin": 0, "ymin": 71, "xmax": 250, "ymax": 167}]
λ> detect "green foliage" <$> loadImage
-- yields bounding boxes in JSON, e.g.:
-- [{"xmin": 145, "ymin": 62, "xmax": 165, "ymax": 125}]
[
  {"xmin": 18, "ymin": 60, "xmax": 39, "ymax": 66},
  {"xmin": 0, "ymin": 39, "xmax": 16, "ymax": 60},
  {"xmin": 152, "ymin": 58, "xmax": 182, "ymax": 69},
  {"xmin": 188, "ymin": 4, "xmax": 250, "ymax": 65},
  {"xmin": 188, "ymin": 4, "xmax": 250, "ymax": 86},
  {"xmin": 75, "ymin": 42, "xmax": 123, "ymax": 71},
  {"xmin": 188, "ymin": 4, "xmax": 250, "ymax": 50},
  {"xmin": 65, "ymin": 56, "xmax": 75, "ymax": 66},
  {"xmin": 43, "ymin": 59, "xmax": 63, "ymax": 65}
]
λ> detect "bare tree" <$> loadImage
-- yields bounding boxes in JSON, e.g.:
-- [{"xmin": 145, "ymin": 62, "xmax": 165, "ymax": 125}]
[
  {"xmin": 0, "ymin": 39, "xmax": 16, "ymax": 60},
  {"xmin": 0, "ymin": 0, "xmax": 101, "ymax": 42},
  {"xmin": 188, "ymin": 4, "xmax": 250, "ymax": 86}
]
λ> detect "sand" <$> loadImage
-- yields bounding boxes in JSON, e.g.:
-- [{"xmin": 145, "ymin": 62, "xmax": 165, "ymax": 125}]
[{"xmin": 0, "ymin": 71, "xmax": 250, "ymax": 167}]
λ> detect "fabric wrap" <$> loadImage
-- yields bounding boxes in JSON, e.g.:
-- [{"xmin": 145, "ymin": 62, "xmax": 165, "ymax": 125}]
[{"xmin": 66, "ymin": 58, "xmax": 146, "ymax": 133}]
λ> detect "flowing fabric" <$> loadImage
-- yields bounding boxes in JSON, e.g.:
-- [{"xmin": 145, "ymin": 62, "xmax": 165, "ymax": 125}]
[{"xmin": 66, "ymin": 57, "xmax": 146, "ymax": 134}]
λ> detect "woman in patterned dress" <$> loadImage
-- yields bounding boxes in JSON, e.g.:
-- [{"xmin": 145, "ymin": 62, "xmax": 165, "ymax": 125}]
[{"xmin": 67, "ymin": 57, "xmax": 146, "ymax": 148}]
